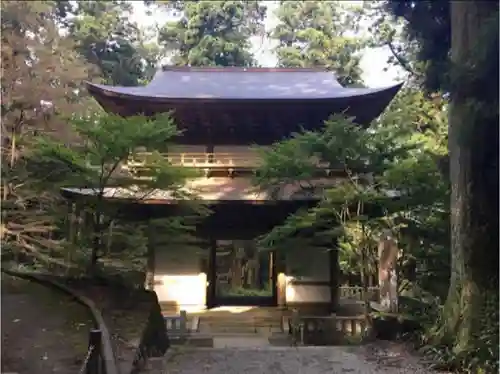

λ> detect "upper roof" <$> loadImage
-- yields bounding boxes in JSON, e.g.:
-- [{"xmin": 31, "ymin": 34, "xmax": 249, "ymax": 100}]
[{"xmin": 86, "ymin": 67, "xmax": 402, "ymax": 101}]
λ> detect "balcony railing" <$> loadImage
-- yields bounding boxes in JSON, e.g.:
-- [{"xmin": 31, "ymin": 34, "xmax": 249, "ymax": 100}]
[
  {"xmin": 123, "ymin": 152, "xmax": 343, "ymax": 180},
  {"xmin": 127, "ymin": 152, "xmax": 261, "ymax": 169}
]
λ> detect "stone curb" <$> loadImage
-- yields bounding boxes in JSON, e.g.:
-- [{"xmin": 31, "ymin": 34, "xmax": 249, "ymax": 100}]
[{"xmin": 1, "ymin": 268, "xmax": 120, "ymax": 374}]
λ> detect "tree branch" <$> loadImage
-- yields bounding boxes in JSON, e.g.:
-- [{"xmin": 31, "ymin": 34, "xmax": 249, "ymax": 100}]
[{"xmin": 386, "ymin": 40, "xmax": 417, "ymax": 76}]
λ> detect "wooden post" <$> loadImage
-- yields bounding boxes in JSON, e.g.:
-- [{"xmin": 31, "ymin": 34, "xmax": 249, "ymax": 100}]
[
  {"xmin": 329, "ymin": 245, "xmax": 340, "ymax": 314},
  {"xmin": 145, "ymin": 220, "xmax": 156, "ymax": 290},
  {"xmin": 207, "ymin": 238, "xmax": 217, "ymax": 308},
  {"xmin": 206, "ymin": 143, "xmax": 214, "ymax": 163},
  {"xmin": 276, "ymin": 252, "xmax": 287, "ymax": 309},
  {"xmin": 67, "ymin": 202, "xmax": 74, "ymax": 243},
  {"xmin": 291, "ymin": 309, "xmax": 303, "ymax": 346},
  {"xmin": 179, "ymin": 310, "xmax": 187, "ymax": 335},
  {"xmin": 86, "ymin": 329, "xmax": 102, "ymax": 374}
]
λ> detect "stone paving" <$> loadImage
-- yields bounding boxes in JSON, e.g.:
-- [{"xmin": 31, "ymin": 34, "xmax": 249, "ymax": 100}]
[{"xmin": 145, "ymin": 340, "xmax": 442, "ymax": 374}]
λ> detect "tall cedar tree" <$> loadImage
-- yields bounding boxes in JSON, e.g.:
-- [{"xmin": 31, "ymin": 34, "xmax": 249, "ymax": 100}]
[
  {"xmin": 55, "ymin": 0, "xmax": 161, "ymax": 86},
  {"xmin": 157, "ymin": 1, "xmax": 266, "ymax": 66},
  {"xmin": 272, "ymin": 1, "xmax": 366, "ymax": 86},
  {"xmin": 387, "ymin": 1, "xmax": 499, "ymax": 369},
  {"xmin": 1, "ymin": 0, "xmax": 90, "ymax": 266}
]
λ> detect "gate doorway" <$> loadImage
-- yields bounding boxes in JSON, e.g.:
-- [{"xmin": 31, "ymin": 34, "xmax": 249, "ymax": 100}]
[{"xmin": 206, "ymin": 239, "xmax": 277, "ymax": 307}]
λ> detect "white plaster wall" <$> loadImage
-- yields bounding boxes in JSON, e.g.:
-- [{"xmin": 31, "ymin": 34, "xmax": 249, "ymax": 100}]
[
  {"xmin": 284, "ymin": 248, "xmax": 331, "ymax": 304},
  {"xmin": 285, "ymin": 283, "xmax": 331, "ymax": 303},
  {"xmin": 285, "ymin": 248, "xmax": 330, "ymax": 281},
  {"xmin": 154, "ymin": 246, "xmax": 207, "ymax": 308}
]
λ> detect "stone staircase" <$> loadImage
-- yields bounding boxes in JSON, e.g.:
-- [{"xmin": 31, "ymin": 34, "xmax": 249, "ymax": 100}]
[{"xmin": 192, "ymin": 306, "xmax": 284, "ymax": 336}]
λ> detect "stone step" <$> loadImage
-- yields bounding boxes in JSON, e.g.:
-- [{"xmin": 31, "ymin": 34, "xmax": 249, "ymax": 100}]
[
  {"xmin": 199, "ymin": 318, "xmax": 282, "ymax": 325},
  {"xmin": 199, "ymin": 324, "xmax": 282, "ymax": 333},
  {"xmin": 169, "ymin": 334, "xmax": 214, "ymax": 347},
  {"xmin": 199, "ymin": 317, "xmax": 281, "ymax": 325},
  {"xmin": 199, "ymin": 314, "xmax": 282, "ymax": 321},
  {"xmin": 268, "ymin": 333, "xmax": 294, "ymax": 347},
  {"xmin": 198, "ymin": 325, "xmax": 283, "ymax": 337}
]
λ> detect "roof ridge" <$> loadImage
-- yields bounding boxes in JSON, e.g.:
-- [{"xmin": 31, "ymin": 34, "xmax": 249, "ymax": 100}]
[{"xmin": 161, "ymin": 66, "xmax": 330, "ymax": 73}]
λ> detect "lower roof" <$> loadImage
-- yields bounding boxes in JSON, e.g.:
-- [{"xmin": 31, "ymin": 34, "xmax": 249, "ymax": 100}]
[
  {"xmin": 61, "ymin": 177, "xmax": 401, "ymax": 205},
  {"xmin": 60, "ymin": 177, "xmax": 343, "ymax": 204}
]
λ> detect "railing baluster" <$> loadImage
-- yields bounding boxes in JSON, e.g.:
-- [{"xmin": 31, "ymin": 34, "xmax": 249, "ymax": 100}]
[{"xmin": 86, "ymin": 329, "xmax": 102, "ymax": 374}]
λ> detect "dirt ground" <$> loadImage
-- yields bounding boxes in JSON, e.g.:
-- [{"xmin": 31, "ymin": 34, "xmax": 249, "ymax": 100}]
[{"xmin": 1, "ymin": 273, "xmax": 94, "ymax": 374}]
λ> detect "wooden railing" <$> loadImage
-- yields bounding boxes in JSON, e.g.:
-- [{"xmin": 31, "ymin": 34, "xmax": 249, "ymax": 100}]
[
  {"xmin": 127, "ymin": 152, "xmax": 260, "ymax": 169},
  {"xmin": 285, "ymin": 310, "xmax": 371, "ymax": 346},
  {"xmin": 79, "ymin": 329, "xmax": 106, "ymax": 374},
  {"xmin": 126, "ymin": 152, "xmax": 336, "ymax": 170},
  {"xmin": 339, "ymin": 286, "xmax": 380, "ymax": 301}
]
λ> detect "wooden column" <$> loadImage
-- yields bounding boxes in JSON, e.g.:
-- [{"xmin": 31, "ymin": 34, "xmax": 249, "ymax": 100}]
[
  {"xmin": 276, "ymin": 251, "xmax": 287, "ymax": 309},
  {"xmin": 145, "ymin": 220, "xmax": 155, "ymax": 290},
  {"xmin": 329, "ymin": 245, "xmax": 340, "ymax": 314},
  {"xmin": 206, "ymin": 144, "xmax": 214, "ymax": 163},
  {"xmin": 206, "ymin": 238, "xmax": 217, "ymax": 308},
  {"xmin": 66, "ymin": 202, "xmax": 75, "ymax": 243}
]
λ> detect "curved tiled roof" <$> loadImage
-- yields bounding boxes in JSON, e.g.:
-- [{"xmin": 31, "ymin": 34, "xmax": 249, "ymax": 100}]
[{"xmin": 86, "ymin": 67, "xmax": 403, "ymax": 101}]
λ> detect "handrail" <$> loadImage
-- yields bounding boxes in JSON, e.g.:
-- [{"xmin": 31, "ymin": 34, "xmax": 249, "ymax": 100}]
[
  {"xmin": 128, "ymin": 152, "xmax": 260, "ymax": 168},
  {"xmin": 126, "ymin": 152, "xmax": 332, "ymax": 169}
]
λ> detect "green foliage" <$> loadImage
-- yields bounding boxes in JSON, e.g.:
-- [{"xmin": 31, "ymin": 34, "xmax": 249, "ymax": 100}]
[
  {"xmin": 255, "ymin": 87, "xmax": 449, "ymax": 291},
  {"xmin": 59, "ymin": 0, "xmax": 160, "ymax": 85},
  {"xmin": 384, "ymin": 0, "xmax": 451, "ymax": 92},
  {"xmin": 33, "ymin": 112, "xmax": 189, "ymax": 190},
  {"xmin": 220, "ymin": 284, "xmax": 273, "ymax": 297},
  {"xmin": 1, "ymin": 0, "xmax": 93, "ymax": 270},
  {"xmin": 157, "ymin": 1, "xmax": 266, "ymax": 66},
  {"xmin": 30, "ymin": 111, "xmax": 205, "ymax": 271},
  {"xmin": 419, "ymin": 292, "xmax": 499, "ymax": 374},
  {"xmin": 272, "ymin": 1, "xmax": 366, "ymax": 85}
]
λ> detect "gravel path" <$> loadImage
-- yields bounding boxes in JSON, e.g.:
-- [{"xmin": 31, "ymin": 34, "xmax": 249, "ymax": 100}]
[{"xmin": 147, "ymin": 342, "xmax": 441, "ymax": 374}]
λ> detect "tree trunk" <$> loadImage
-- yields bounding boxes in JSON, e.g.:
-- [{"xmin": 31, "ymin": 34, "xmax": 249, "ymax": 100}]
[
  {"xmin": 442, "ymin": 0, "xmax": 499, "ymax": 353},
  {"xmin": 89, "ymin": 212, "xmax": 102, "ymax": 274}
]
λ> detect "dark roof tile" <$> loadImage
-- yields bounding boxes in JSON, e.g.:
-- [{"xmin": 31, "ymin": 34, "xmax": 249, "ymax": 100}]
[{"xmin": 87, "ymin": 68, "xmax": 402, "ymax": 100}]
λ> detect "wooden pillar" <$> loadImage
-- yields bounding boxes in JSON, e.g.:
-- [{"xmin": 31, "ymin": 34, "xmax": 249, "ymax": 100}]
[
  {"xmin": 81, "ymin": 210, "xmax": 94, "ymax": 247},
  {"xmin": 207, "ymin": 238, "xmax": 217, "ymax": 308},
  {"xmin": 268, "ymin": 250, "xmax": 275, "ymax": 290},
  {"xmin": 65, "ymin": 202, "xmax": 76, "ymax": 269},
  {"xmin": 67, "ymin": 201, "xmax": 76, "ymax": 243},
  {"xmin": 206, "ymin": 144, "xmax": 214, "ymax": 163},
  {"xmin": 145, "ymin": 220, "xmax": 155, "ymax": 290},
  {"xmin": 329, "ymin": 246, "xmax": 340, "ymax": 313},
  {"xmin": 276, "ymin": 251, "xmax": 287, "ymax": 309}
]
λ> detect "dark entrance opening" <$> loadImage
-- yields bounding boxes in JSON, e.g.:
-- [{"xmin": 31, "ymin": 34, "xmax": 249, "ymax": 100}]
[
  {"xmin": 200, "ymin": 201, "xmax": 311, "ymax": 309},
  {"xmin": 206, "ymin": 239, "xmax": 277, "ymax": 307}
]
